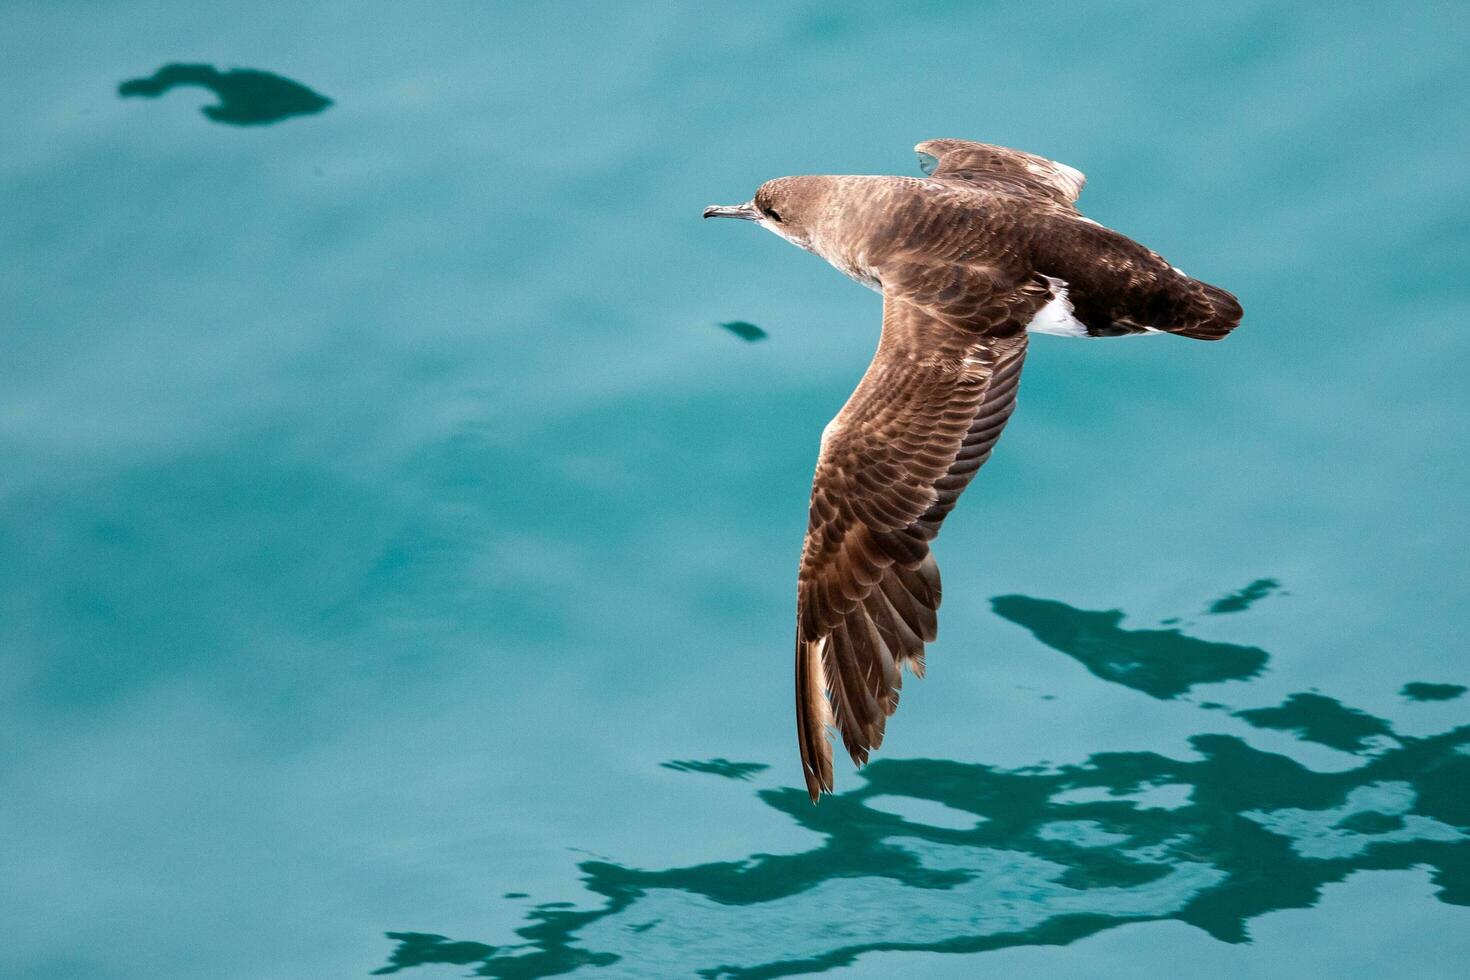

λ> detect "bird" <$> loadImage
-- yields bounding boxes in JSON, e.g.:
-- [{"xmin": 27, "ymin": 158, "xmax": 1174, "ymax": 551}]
[{"xmin": 703, "ymin": 139, "xmax": 1244, "ymax": 802}]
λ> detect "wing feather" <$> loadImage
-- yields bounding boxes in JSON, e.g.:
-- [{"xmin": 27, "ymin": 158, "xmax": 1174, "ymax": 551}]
[
  {"xmin": 795, "ymin": 290, "xmax": 1036, "ymax": 801},
  {"xmin": 917, "ymin": 138, "xmax": 1085, "ymax": 208}
]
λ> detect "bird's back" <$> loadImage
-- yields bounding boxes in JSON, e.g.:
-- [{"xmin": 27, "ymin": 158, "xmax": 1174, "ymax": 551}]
[
  {"xmin": 836, "ymin": 179, "xmax": 1243, "ymax": 342},
  {"xmin": 1022, "ymin": 209, "xmax": 1243, "ymax": 340}
]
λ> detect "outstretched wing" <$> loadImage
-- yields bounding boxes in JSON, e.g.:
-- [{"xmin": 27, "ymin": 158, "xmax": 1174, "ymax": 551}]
[
  {"xmin": 796, "ymin": 290, "xmax": 1036, "ymax": 802},
  {"xmin": 916, "ymin": 138, "xmax": 1085, "ymax": 209}
]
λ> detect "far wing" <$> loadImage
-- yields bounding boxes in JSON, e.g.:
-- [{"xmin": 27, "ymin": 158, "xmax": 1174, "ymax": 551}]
[{"xmin": 916, "ymin": 138, "xmax": 1086, "ymax": 208}]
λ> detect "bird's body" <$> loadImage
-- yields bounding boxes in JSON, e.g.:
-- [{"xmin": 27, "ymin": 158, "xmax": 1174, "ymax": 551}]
[{"xmin": 704, "ymin": 140, "xmax": 1242, "ymax": 801}]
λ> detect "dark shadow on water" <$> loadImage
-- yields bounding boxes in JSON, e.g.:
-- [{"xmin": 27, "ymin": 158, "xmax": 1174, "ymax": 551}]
[
  {"xmin": 718, "ymin": 321, "xmax": 768, "ymax": 342},
  {"xmin": 117, "ymin": 64, "xmax": 332, "ymax": 125},
  {"xmin": 990, "ymin": 594, "xmax": 1268, "ymax": 699},
  {"xmin": 1206, "ymin": 578, "xmax": 1282, "ymax": 615},
  {"xmin": 661, "ymin": 759, "xmax": 771, "ymax": 781},
  {"xmin": 1234, "ymin": 693, "xmax": 1396, "ymax": 753},
  {"xmin": 1402, "ymin": 682, "xmax": 1467, "ymax": 703},
  {"xmin": 377, "ymin": 593, "xmax": 1469, "ymax": 978}
]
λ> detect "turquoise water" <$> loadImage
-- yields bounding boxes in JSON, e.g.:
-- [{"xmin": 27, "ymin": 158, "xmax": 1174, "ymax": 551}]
[{"xmin": 3, "ymin": 2, "xmax": 1469, "ymax": 977}]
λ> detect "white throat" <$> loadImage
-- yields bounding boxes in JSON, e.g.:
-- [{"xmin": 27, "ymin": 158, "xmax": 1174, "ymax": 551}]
[{"xmin": 762, "ymin": 219, "xmax": 880, "ymax": 292}]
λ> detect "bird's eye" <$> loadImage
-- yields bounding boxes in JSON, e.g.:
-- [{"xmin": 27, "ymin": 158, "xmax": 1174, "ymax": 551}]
[{"xmin": 766, "ymin": 208, "xmax": 783, "ymax": 223}]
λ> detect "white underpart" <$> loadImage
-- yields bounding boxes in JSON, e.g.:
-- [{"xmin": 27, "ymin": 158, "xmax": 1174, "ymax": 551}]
[{"xmin": 1026, "ymin": 278, "xmax": 1090, "ymax": 338}]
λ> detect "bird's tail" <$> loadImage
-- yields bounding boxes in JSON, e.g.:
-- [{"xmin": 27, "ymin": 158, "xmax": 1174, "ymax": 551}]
[{"xmin": 1162, "ymin": 280, "xmax": 1244, "ymax": 341}]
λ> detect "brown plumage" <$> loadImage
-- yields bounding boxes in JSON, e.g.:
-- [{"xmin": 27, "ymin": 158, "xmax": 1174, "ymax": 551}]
[{"xmin": 704, "ymin": 139, "xmax": 1243, "ymax": 801}]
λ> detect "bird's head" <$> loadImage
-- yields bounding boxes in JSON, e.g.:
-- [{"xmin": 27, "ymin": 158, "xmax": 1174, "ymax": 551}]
[{"xmin": 703, "ymin": 176, "xmax": 829, "ymax": 254}]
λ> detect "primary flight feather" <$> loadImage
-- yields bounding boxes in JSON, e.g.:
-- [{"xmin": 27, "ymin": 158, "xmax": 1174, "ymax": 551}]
[{"xmin": 704, "ymin": 139, "xmax": 1243, "ymax": 801}]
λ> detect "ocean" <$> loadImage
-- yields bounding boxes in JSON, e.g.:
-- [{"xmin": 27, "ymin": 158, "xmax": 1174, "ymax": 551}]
[{"xmin": 2, "ymin": 2, "xmax": 1467, "ymax": 976}]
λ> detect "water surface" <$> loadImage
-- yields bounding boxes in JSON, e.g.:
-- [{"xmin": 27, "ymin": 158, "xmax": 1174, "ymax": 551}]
[{"xmin": 2, "ymin": 2, "xmax": 1467, "ymax": 977}]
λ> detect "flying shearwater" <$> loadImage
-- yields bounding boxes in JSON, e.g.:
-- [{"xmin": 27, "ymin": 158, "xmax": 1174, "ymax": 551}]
[{"xmin": 704, "ymin": 139, "xmax": 1244, "ymax": 802}]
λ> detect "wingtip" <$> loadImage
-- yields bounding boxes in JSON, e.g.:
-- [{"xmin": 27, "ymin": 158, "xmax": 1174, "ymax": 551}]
[
  {"xmin": 797, "ymin": 635, "xmax": 837, "ymax": 804},
  {"xmin": 803, "ymin": 766, "xmax": 833, "ymax": 804}
]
